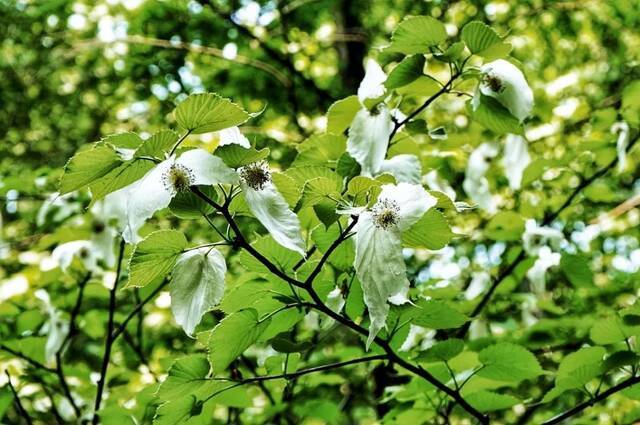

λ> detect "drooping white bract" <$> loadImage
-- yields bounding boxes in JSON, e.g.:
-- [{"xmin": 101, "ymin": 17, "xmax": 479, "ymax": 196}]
[
  {"xmin": 379, "ymin": 154, "xmax": 422, "ymax": 184},
  {"xmin": 612, "ymin": 121, "xmax": 630, "ymax": 173},
  {"xmin": 474, "ymin": 59, "xmax": 534, "ymax": 122},
  {"xmin": 353, "ymin": 183, "xmax": 437, "ymax": 348},
  {"xmin": 357, "ymin": 59, "xmax": 387, "ymax": 104},
  {"xmin": 522, "ymin": 219, "xmax": 564, "ymax": 256},
  {"xmin": 35, "ymin": 289, "xmax": 69, "ymax": 363},
  {"xmin": 463, "ymin": 143, "xmax": 499, "ymax": 213},
  {"xmin": 122, "ymin": 148, "xmax": 238, "ymax": 243},
  {"xmin": 52, "ymin": 240, "xmax": 99, "ymax": 273},
  {"xmin": 527, "ymin": 246, "xmax": 560, "ymax": 294},
  {"xmin": 89, "ymin": 188, "xmax": 130, "ymax": 267},
  {"xmin": 465, "ymin": 271, "xmax": 490, "ymax": 300},
  {"xmin": 501, "ymin": 134, "xmax": 530, "ymax": 190},
  {"xmin": 239, "ymin": 162, "xmax": 306, "ymax": 255},
  {"xmin": 219, "ymin": 126, "xmax": 251, "ymax": 149},
  {"xmin": 321, "ymin": 286, "xmax": 346, "ymax": 330},
  {"xmin": 170, "ymin": 247, "xmax": 227, "ymax": 336},
  {"xmin": 347, "ymin": 105, "xmax": 393, "ymax": 177},
  {"xmin": 423, "ymin": 170, "xmax": 457, "ymax": 201}
]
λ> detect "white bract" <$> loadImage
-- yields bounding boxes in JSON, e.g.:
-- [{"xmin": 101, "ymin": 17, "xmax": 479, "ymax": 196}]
[
  {"xmin": 218, "ymin": 126, "xmax": 250, "ymax": 149},
  {"xmin": 612, "ymin": 121, "xmax": 630, "ymax": 173},
  {"xmin": 321, "ymin": 286, "xmax": 346, "ymax": 330},
  {"xmin": 239, "ymin": 161, "xmax": 306, "ymax": 255},
  {"xmin": 357, "ymin": 59, "xmax": 387, "ymax": 104},
  {"xmin": 352, "ymin": 183, "xmax": 436, "ymax": 348},
  {"xmin": 121, "ymin": 148, "xmax": 238, "ymax": 243},
  {"xmin": 473, "ymin": 59, "xmax": 534, "ymax": 122},
  {"xmin": 35, "ymin": 289, "xmax": 69, "ymax": 363},
  {"xmin": 527, "ymin": 246, "xmax": 560, "ymax": 294},
  {"xmin": 463, "ymin": 143, "xmax": 500, "ymax": 213},
  {"xmin": 52, "ymin": 240, "xmax": 99, "ymax": 273},
  {"xmin": 522, "ymin": 219, "xmax": 564, "ymax": 255},
  {"xmin": 501, "ymin": 134, "xmax": 530, "ymax": 190},
  {"xmin": 170, "ymin": 247, "xmax": 227, "ymax": 336},
  {"xmin": 379, "ymin": 154, "xmax": 423, "ymax": 184},
  {"xmin": 465, "ymin": 271, "xmax": 490, "ymax": 300},
  {"xmin": 347, "ymin": 105, "xmax": 393, "ymax": 177}
]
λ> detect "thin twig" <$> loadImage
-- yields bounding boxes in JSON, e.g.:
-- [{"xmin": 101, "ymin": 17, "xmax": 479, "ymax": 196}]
[
  {"xmin": 0, "ymin": 344, "xmax": 56, "ymax": 374},
  {"xmin": 5, "ymin": 371, "xmax": 34, "ymax": 425},
  {"xmin": 541, "ymin": 374, "xmax": 640, "ymax": 425},
  {"xmin": 92, "ymin": 239, "xmax": 126, "ymax": 424}
]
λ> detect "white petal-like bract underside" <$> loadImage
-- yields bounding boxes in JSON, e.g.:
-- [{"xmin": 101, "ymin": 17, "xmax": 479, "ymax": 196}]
[
  {"xmin": 501, "ymin": 134, "xmax": 530, "ymax": 190},
  {"xmin": 123, "ymin": 159, "xmax": 174, "ymax": 244},
  {"xmin": 347, "ymin": 106, "xmax": 392, "ymax": 176},
  {"xmin": 218, "ymin": 126, "xmax": 251, "ymax": 149},
  {"xmin": 354, "ymin": 213, "xmax": 410, "ymax": 349},
  {"xmin": 170, "ymin": 247, "xmax": 227, "ymax": 336},
  {"xmin": 176, "ymin": 148, "xmax": 239, "ymax": 185},
  {"xmin": 358, "ymin": 59, "xmax": 386, "ymax": 103},
  {"xmin": 242, "ymin": 182, "xmax": 306, "ymax": 255},
  {"xmin": 379, "ymin": 154, "xmax": 422, "ymax": 184},
  {"xmin": 480, "ymin": 59, "xmax": 534, "ymax": 122},
  {"xmin": 51, "ymin": 240, "xmax": 98, "ymax": 272}
]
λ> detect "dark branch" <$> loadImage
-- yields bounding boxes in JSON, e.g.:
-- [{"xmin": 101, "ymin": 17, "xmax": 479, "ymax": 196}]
[
  {"xmin": 92, "ymin": 239, "xmax": 126, "ymax": 424},
  {"xmin": 5, "ymin": 371, "xmax": 34, "ymax": 425},
  {"xmin": 542, "ymin": 374, "xmax": 640, "ymax": 425}
]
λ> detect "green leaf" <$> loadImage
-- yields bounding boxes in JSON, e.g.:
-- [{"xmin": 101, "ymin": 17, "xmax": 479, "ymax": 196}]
[
  {"xmin": 156, "ymin": 355, "xmax": 210, "ymax": 401},
  {"xmin": 136, "ymin": 130, "xmax": 179, "ymax": 159},
  {"xmin": 402, "ymin": 209, "xmax": 455, "ymax": 250},
  {"xmin": 89, "ymin": 157, "xmax": 154, "ymax": 203},
  {"xmin": 102, "ymin": 132, "xmax": 143, "ymax": 149},
  {"xmin": 311, "ymin": 223, "xmax": 355, "ymax": 271},
  {"xmin": 174, "ymin": 93, "xmax": 249, "ymax": 134},
  {"xmin": 461, "ymin": 21, "xmax": 502, "ymax": 54},
  {"xmin": 126, "ymin": 230, "xmax": 187, "ymax": 288},
  {"xmin": 470, "ymin": 95, "xmax": 523, "ymax": 135},
  {"xmin": 560, "ymin": 253, "xmax": 593, "ymax": 287},
  {"xmin": 415, "ymin": 339, "xmax": 464, "ymax": 363},
  {"xmin": 386, "ymin": 55, "xmax": 425, "ymax": 89},
  {"xmin": 603, "ymin": 351, "xmax": 639, "ymax": 372},
  {"xmin": 206, "ymin": 309, "xmax": 271, "ymax": 374},
  {"xmin": 272, "ymin": 172, "xmax": 301, "ymax": 208},
  {"xmin": 477, "ymin": 342, "xmax": 543, "ymax": 382},
  {"xmin": 485, "ymin": 211, "xmax": 525, "ymax": 241},
  {"xmin": 327, "ymin": 95, "xmax": 361, "ymax": 134},
  {"xmin": 590, "ymin": 316, "xmax": 628, "ymax": 345},
  {"xmin": 169, "ymin": 186, "xmax": 217, "ymax": 219},
  {"xmin": 411, "ymin": 300, "xmax": 467, "ymax": 329},
  {"xmin": 387, "ymin": 16, "xmax": 447, "ymax": 54},
  {"xmin": 215, "ymin": 145, "xmax": 269, "ymax": 168},
  {"xmin": 336, "ymin": 152, "xmax": 361, "ymax": 178},
  {"xmin": 239, "ymin": 235, "xmax": 301, "ymax": 274},
  {"xmin": 293, "ymin": 133, "xmax": 346, "ymax": 167},
  {"xmin": 465, "ymin": 391, "xmax": 520, "ymax": 412},
  {"xmin": 299, "ymin": 177, "xmax": 341, "ymax": 210},
  {"xmin": 60, "ymin": 144, "xmax": 122, "ymax": 194}
]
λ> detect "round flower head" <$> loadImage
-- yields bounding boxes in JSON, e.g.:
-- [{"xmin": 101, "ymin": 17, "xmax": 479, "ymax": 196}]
[
  {"xmin": 122, "ymin": 148, "xmax": 238, "ymax": 243},
  {"xmin": 352, "ymin": 183, "xmax": 436, "ymax": 348},
  {"xmin": 239, "ymin": 161, "xmax": 271, "ymax": 191},
  {"xmin": 475, "ymin": 59, "xmax": 533, "ymax": 122},
  {"xmin": 239, "ymin": 161, "xmax": 305, "ymax": 255}
]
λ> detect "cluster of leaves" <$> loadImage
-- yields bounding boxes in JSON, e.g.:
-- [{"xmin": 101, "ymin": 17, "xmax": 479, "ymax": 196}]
[{"xmin": 2, "ymin": 1, "xmax": 640, "ymax": 425}]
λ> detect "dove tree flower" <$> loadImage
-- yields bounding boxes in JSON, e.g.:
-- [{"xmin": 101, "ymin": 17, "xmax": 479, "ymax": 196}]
[
  {"xmin": 612, "ymin": 121, "xmax": 630, "ymax": 173},
  {"xmin": 501, "ymin": 134, "xmax": 530, "ymax": 190},
  {"xmin": 35, "ymin": 289, "xmax": 69, "ymax": 363},
  {"xmin": 351, "ymin": 183, "xmax": 437, "ymax": 348},
  {"xmin": 347, "ymin": 60, "xmax": 423, "ymax": 183},
  {"xmin": 473, "ymin": 59, "xmax": 534, "ymax": 122},
  {"xmin": 121, "ymin": 148, "xmax": 238, "ymax": 243},
  {"xmin": 238, "ymin": 161, "xmax": 306, "ymax": 255},
  {"xmin": 463, "ymin": 142, "xmax": 500, "ymax": 213}
]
